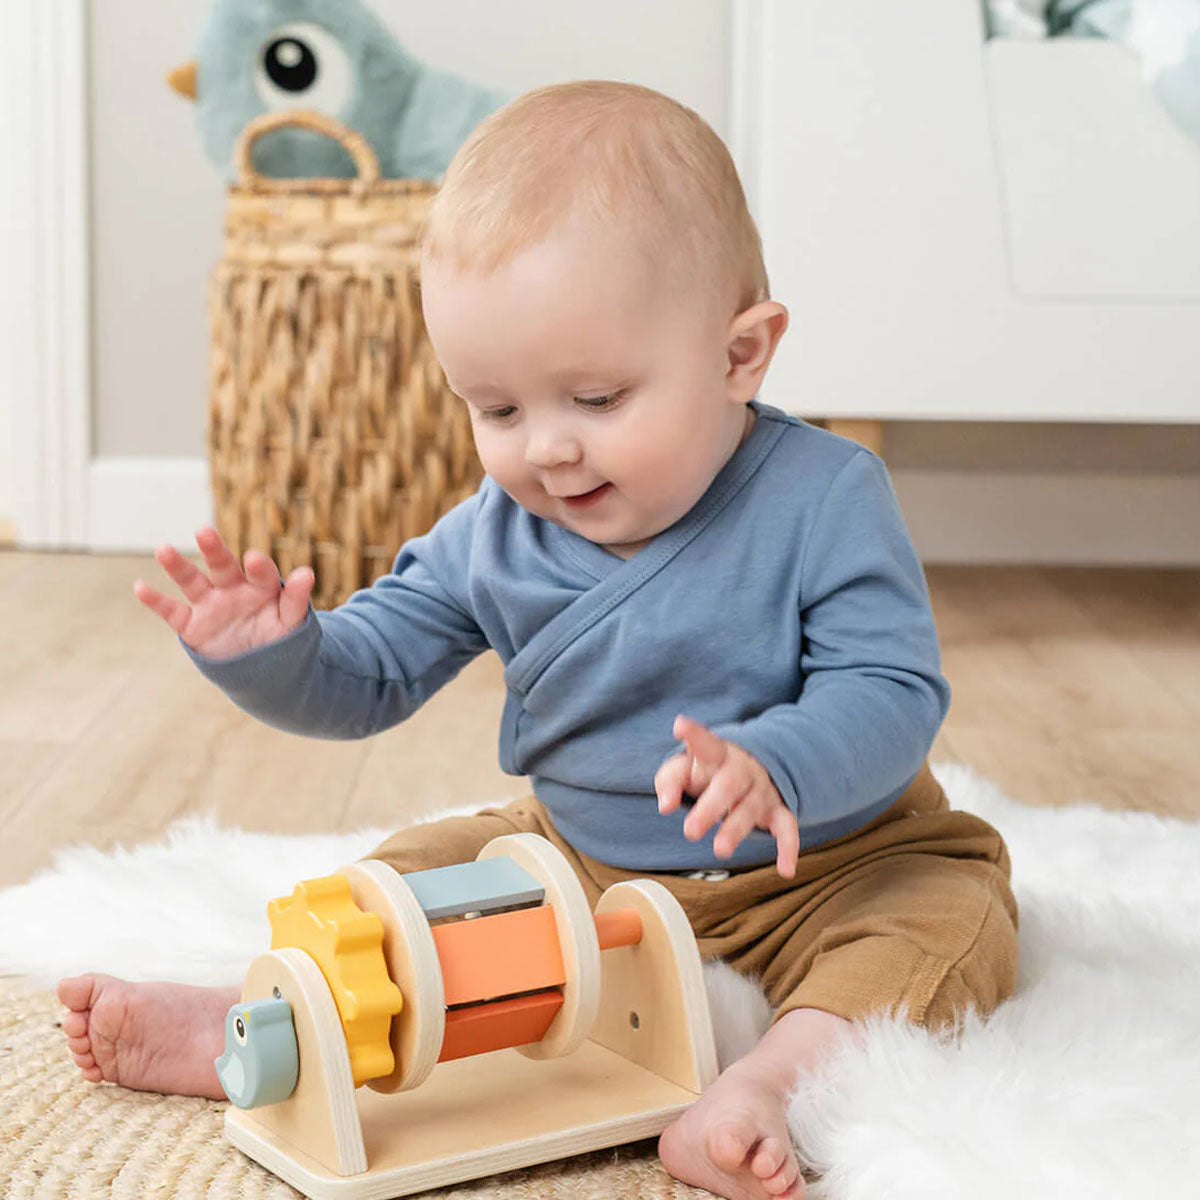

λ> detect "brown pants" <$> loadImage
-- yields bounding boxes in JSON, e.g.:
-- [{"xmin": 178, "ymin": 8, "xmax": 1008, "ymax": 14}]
[{"xmin": 362, "ymin": 763, "xmax": 1019, "ymax": 1032}]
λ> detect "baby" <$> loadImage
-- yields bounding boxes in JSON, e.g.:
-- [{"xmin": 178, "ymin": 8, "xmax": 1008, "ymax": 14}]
[{"xmin": 57, "ymin": 81, "xmax": 1019, "ymax": 1200}]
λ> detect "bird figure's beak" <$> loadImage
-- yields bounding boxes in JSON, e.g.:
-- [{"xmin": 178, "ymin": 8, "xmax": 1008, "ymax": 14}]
[{"xmin": 167, "ymin": 60, "xmax": 198, "ymax": 100}]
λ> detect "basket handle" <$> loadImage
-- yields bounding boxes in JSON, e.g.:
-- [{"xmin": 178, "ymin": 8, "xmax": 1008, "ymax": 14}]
[{"xmin": 233, "ymin": 109, "xmax": 382, "ymax": 188}]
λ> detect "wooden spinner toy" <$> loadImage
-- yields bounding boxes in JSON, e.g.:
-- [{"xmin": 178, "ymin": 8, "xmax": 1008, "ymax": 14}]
[{"xmin": 215, "ymin": 832, "xmax": 718, "ymax": 1198}]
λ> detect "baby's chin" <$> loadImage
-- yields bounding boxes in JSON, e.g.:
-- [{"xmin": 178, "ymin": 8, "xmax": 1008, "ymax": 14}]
[
  {"xmin": 579, "ymin": 513, "xmax": 681, "ymax": 560},
  {"xmin": 551, "ymin": 509, "xmax": 667, "ymax": 558}
]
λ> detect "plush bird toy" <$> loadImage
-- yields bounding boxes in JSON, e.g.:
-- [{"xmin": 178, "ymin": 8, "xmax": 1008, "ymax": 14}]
[{"xmin": 168, "ymin": 0, "xmax": 510, "ymax": 181}]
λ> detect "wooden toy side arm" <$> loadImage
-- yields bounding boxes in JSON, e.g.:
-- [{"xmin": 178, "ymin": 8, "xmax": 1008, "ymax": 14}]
[{"xmin": 591, "ymin": 879, "xmax": 718, "ymax": 1094}]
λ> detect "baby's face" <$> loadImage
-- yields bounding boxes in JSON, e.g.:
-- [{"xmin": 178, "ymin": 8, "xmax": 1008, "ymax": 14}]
[{"xmin": 420, "ymin": 217, "xmax": 751, "ymax": 559}]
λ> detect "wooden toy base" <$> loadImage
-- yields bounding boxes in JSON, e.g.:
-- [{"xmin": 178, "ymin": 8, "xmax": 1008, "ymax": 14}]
[{"xmin": 226, "ymin": 1038, "xmax": 697, "ymax": 1200}]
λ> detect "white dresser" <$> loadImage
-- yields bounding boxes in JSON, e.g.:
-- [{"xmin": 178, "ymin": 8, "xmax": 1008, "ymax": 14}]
[{"xmin": 732, "ymin": 0, "xmax": 1200, "ymax": 426}]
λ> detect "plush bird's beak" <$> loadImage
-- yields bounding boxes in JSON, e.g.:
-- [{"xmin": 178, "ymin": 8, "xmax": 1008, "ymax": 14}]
[{"xmin": 168, "ymin": 60, "xmax": 198, "ymax": 100}]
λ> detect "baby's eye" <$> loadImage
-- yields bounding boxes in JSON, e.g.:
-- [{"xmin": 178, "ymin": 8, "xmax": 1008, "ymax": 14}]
[
  {"xmin": 574, "ymin": 391, "xmax": 624, "ymax": 411},
  {"xmin": 479, "ymin": 405, "xmax": 517, "ymax": 421}
]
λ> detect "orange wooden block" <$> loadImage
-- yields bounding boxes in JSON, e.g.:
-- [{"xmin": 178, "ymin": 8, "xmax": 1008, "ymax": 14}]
[
  {"xmin": 438, "ymin": 990, "xmax": 565, "ymax": 1063},
  {"xmin": 432, "ymin": 905, "xmax": 565, "ymax": 1007}
]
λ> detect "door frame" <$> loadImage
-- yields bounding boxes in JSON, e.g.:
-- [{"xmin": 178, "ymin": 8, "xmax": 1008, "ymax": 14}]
[{"xmin": 1, "ymin": 0, "xmax": 92, "ymax": 548}]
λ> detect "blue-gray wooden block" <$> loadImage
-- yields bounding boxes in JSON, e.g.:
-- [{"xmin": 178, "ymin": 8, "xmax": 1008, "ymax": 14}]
[{"xmin": 400, "ymin": 856, "xmax": 544, "ymax": 921}]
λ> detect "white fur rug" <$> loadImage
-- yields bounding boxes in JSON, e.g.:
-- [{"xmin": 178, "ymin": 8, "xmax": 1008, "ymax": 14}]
[{"xmin": 3, "ymin": 762, "xmax": 1199, "ymax": 1200}]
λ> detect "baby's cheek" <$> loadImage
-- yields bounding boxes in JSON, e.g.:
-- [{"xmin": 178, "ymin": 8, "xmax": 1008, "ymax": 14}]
[
  {"xmin": 480, "ymin": 445, "xmax": 528, "ymax": 497},
  {"xmin": 611, "ymin": 435, "xmax": 666, "ymax": 487}
]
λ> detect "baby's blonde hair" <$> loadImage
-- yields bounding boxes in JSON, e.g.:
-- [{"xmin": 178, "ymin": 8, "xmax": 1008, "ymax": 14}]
[{"xmin": 421, "ymin": 80, "xmax": 770, "ymax": 314}]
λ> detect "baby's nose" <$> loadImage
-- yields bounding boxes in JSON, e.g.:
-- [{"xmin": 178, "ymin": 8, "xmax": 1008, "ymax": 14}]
[{"xmin": 524, "ymin": 428, "xmax": 582, "ymax": 468}]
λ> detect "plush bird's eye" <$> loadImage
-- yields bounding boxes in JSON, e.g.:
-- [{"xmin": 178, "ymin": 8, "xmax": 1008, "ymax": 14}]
[
  {"xmin": 265, "ymin": 38, "xmax": 316, "ymax": 92},
  {"xmin": 234, "ymin": 1014, "xmax": 248, "ymax": 1046},
  {"xmin": 255, "ymin": 22, "xmax": 353, "ymax": 115}
]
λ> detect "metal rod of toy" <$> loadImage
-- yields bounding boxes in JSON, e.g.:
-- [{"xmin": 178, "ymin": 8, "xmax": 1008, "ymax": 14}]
[{"xmin": 594, "ymin": 908, "xmax": 643, "ymax": 950}]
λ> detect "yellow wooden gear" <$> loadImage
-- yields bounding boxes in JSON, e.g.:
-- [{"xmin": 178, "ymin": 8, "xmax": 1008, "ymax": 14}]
[{"xmin": 268, "ymin": 874, "xmax": 404, "ymax": 1086}]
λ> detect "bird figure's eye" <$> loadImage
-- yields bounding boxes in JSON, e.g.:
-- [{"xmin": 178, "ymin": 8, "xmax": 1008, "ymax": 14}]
[
  {"xmin": 255, "ymin": 22, "xmax": 354, "ymax": 115},
  {"xmin": 264, "ymin": 37, "xmax": 317, "ymax": 93},
  {"xmin": 234, "ymin": 1015, "xmax": 248, "ymax": 1046}
]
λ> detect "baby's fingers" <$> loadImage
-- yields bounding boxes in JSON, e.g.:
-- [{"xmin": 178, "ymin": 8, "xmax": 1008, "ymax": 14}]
[
  {"xmin": 153, "ymin": 544, "xmax": 211, "ymax": 605},
  {"xmin": 133, "ymin": 578, "xmax": 191, "ymax": 636},
  {"xmin": 674, "ymin": 715, "xmax": 728, "ymax": 767},
  {"xmin": 770, "ymin": 808, "xmax": 801, "ymax": 879},
  {"xmin": 712, "ymin": 801, "xmax": 757, "ymax": 859},
  {"xmin": 242, "ymin": 549, "xmax": 285, "ymax": 592},
  {"xmin": 683, "ymin": 762, "xmax": 752, "ymax": 843},
  {"xmin": 194, "ymin": 526, "xmax": 246, "ymax": 588},
  {"xmin": 278, "ymin": 566, "xmax": 315, "ymax": 630},
  {"xmin": 654, "ymin": 754, "xmax": 692, "ymax": 814}
]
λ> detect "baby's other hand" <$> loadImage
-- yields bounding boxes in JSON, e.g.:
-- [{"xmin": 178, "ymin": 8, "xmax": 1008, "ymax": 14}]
[
  {"xmin": 655, "ymin": 715, "xmax": 800, "ymax": 878},
  {"xmin": 133, "ymin": 526, "xmax": 314, "ymax": 660}
]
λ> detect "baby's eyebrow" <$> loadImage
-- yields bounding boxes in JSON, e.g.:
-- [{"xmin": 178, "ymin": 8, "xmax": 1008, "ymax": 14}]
[
  {"xmin": 550, "ymin": 364, "xmax": 626, "ymax": 385},
  {"xmin": 450, "ymin": 369, "xmax": 627, "ymax": 398},
  {"xmin": 447, "ymin": 380, "xmax": 509, "ymax": 399}
]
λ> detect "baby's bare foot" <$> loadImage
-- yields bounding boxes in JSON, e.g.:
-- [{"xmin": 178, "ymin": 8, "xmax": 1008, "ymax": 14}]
[
  {"xmin": 658, "ymin": 1056, "xmax": 805, "ymax": 1200},
  {"xmin": 658, "ymin": 1006, "xmax": 859, "ymax": 1200},
  {"xmin": 56, "ymin": 973, "xmax": 240, "ymax": 1099}
]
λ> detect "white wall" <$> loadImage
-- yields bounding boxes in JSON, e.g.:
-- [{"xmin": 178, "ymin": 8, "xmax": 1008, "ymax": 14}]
[
  {"xmin": 0, "ymin": 410, "xmax": 9, "ymax": 541},
  {"xmin": 0, "ymin": 2, "xmax": 29, "ymax": 540},
  {"xmin": 0, "ymin": 417, "xmax": 10, "ymax": 541},
  {"xmin": 0, "ymin": 317, "xmax": 11, "ymax": 537}
]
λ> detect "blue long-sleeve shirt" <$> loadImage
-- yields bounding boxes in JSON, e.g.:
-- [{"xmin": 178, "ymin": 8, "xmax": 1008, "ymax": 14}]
[{"xmin": 185, "ymin": 401, "xmax": 950, "ymax": 870}]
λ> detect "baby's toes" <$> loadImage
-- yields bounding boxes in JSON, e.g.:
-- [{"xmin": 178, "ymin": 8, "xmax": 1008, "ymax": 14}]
[
  {"xmin": 68, "ymin": 1038, "xmax": 100, "ymax": 1077},
  {"xmin": 751, "ymin": 1137, "xmax": 803, "ymax": 1198},
  {"xmin": 706, "ymin": 1115, "xmax": 758, "ymax": 1175},
  {"xmin": 57, "ymin": 974, "xmax": 97, "ymax": 1013},
  {"xmin": 62, "ymin": 1011, "xmax": 89, "ymax": 1039},
  {"xmin": 750, "ymin": 1136, "xmax": 788, "ymax": 1178}
]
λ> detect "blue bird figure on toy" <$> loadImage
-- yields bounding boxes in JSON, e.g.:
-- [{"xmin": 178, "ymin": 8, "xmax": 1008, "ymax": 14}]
[
  {"xmin": 214, "ymin": 995, "xmax": 301, "ymax": 1109},
  {"xmin": 167, "ymin": 0, "xmax": 510, "ymax": 182}
]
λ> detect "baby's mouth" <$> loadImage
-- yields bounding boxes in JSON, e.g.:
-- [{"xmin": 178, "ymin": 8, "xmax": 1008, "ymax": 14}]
[{"xmin": 561, "ymin": 483, "xmax": 612, "ymax": 508}]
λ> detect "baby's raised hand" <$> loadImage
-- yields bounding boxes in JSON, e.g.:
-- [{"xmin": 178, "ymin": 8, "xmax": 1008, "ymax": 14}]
[
  {"xmin": 134, "ymin": 526, "xmax": 314, "ymax": 660},
  {"xmin": 655, "ymin": 714, "xmax": 800, "ymax": 878}
]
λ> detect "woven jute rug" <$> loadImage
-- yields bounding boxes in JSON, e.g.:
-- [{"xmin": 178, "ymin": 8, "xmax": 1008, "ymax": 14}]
[{"xmin": 0, "ymin": 985, "xmax": 709, "ymax": 1200}]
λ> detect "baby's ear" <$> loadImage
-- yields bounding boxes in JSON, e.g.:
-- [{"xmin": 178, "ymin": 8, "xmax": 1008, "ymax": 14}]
[{"xmin": 725, "ymin": 301, "xmax": 789, "ymax": 401}]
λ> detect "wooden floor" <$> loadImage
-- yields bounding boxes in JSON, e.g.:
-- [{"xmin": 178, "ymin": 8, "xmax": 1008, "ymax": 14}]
[{"xmin": 0, "ymin": 550, "xmax": 1197, "ymax": 890}]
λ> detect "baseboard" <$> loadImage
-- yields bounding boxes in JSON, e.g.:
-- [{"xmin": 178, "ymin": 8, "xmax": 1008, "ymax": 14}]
[
  {"xmin": 31, "ymin": 457, "xmax": 1200, "ymax": 567},
  {"xmin": 87, "ymin": 457, "xmax": 214, "ymax": 553},
  {"xmin": 894, "ymin": 470, "xmax": 1200, "ymax": 566}
]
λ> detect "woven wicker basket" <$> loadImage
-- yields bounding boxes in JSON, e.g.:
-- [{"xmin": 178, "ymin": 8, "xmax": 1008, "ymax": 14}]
[{"xmin": 208, "ymin": 109, "xmax": 482, "ymax": 609}]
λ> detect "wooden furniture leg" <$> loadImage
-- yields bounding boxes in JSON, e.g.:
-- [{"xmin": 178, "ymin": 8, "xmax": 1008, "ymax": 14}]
[{"xmin": 825, "ymin": 418, "xmax": 886, "ymax": 458}]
